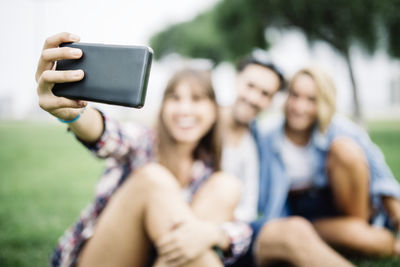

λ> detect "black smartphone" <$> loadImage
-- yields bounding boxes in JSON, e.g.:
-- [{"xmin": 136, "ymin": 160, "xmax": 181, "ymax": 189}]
[{"xmin": 52, "ymin": 42, "xmax": 153, "ymax": 108}]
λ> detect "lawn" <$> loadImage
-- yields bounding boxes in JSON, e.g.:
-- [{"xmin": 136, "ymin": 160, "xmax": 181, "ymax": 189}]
[{"xmin": 0, "ymin": 120, "xmax": 399, "ymax": 266}]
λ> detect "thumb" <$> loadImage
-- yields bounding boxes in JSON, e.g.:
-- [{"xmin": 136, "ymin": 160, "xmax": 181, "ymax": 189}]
[{"xmin": 169, "ymin": 218, "xmax": 185, "ymax": 231}]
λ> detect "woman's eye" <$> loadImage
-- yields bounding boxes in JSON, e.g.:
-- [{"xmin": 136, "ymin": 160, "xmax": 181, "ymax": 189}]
[
  {"xmin": 167, "ymin": 94, "xmax": 179, "ymax": 101},
  {"xmin": 261, "ymin": 91, "xmax": 270, "ymax": 97},
  {"xmin": 192, "ymin": 94, "xmax": 206, "ymax": 101}
]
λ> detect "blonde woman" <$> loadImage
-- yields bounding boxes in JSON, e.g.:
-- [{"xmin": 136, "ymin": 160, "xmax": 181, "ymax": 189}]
[{"xmin": 253, "ymin": 66, "xmax": 400, "ymax": 266}]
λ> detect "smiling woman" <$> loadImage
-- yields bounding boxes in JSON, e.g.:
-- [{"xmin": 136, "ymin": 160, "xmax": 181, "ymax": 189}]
[
  {"xmin": 254, "ymin": 66, "xmax": 400, "ymax": 266},
  {"xmin": 158, "ymin": 69, "xmax": 221, "ymax": 173},
  {"xmin": 34, "ymin": 32, "xmax": 251, "ymax": 267}
]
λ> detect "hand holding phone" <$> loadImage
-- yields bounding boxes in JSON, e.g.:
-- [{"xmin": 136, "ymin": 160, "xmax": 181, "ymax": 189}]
[{"xmin": 52, "ymin": 42, "xmax": 153, "ymax": 108}]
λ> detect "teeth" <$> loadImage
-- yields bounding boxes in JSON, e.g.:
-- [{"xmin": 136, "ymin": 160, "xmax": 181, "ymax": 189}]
[{"xmin": 176, "ymin": 117, "xmax": 196, "ymax": 128}]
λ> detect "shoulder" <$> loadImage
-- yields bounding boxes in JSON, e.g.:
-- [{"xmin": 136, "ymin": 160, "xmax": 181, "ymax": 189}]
[
  {"xmin": 327, "ymin": 114, "xmax": 368, "ymax": 139},
  {"xmin": 104, "ymin": 114, "xmax": 156, "ymax": 145},
  {"xmin": 254, "ymin": 114, "xmax": 284, "ymax": 143}
]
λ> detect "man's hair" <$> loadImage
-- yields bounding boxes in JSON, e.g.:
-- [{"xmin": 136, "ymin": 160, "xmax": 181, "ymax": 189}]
[{"xmin": 236, "ymin": 56, "xmax": 286, "ymax": 90}]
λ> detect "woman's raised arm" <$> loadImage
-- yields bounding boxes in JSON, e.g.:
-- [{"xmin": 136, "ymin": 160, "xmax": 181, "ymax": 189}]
[{"xmin": 36, "ymin": 32, "xmax": 103, "ymax": 143}]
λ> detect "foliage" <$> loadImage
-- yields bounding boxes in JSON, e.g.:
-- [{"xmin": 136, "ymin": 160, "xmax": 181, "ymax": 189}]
[
  {"xmin": 150, "ymin": 8, "xmax": 228, "ymax": 63},
  {"xmin": 378, "ymin": 0, "xmax": 400, "ymax": 58},
  {"xmin": 150, "ymin": 0, "xmax": 400, "ymax": 122},
  {"xmin": 150, "ymin": 0, "xmax": 400, "ymax": 63}
]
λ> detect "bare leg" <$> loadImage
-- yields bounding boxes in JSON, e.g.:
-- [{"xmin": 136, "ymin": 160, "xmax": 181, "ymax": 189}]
[
  {"xmin": 254, "ymin": 217, "xmax": 354, "ymax": 267},
  {"xmin": 327, "ymin": 137, "xmax": 370, "ymax": 219},
  {"xmin": 78, "ymin": 163, "xmax": 222, "ymax": 267},
  {"xmin": 190, "ymin": 171, "xmax": 241, "ymax": 222},
  {"xmin": 316, "ymin": 138, "xmax": 396, "ymax": 256},
  {"xmin": 153, "ymin": 172, "xmax": 241, "ymax": 265},
  {"xmin": 313, "ymin": 217, "xmax": 394, "ymax": 256},
  {"xmin": 153, "ymin": 253, "xmax": 222, "ymax": 267}
]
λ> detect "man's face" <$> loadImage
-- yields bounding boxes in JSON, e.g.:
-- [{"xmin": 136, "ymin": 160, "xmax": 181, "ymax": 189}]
[{"xmin": 233, "ymin": 64, "xmax": 281, "ymax": 125}]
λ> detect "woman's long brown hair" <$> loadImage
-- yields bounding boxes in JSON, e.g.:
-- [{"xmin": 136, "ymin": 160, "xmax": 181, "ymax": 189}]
[{"xmin": 156, "ymin": 68, "xmax": 222, "ymax": 171}]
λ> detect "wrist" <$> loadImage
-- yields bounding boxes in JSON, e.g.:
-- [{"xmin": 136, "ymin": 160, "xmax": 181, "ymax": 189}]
[
  {"xmin": 208, "ymin": 222, "xmax": 230, "ymax": 251},
  {"xmin": 57, "ymin": 107, "xmax": 87, "ymax": 124}
]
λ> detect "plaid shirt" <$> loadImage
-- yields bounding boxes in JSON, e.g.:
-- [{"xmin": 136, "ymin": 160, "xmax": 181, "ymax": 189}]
[{"xmin": 51, "ymin": 113, "xmax": 252, "ymax": 267}]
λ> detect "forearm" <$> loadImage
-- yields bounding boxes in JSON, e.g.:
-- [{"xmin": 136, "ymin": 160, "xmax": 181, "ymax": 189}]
[{"xmin": 68, "ymin": 107, "xmax": 104, "ymax": 143}]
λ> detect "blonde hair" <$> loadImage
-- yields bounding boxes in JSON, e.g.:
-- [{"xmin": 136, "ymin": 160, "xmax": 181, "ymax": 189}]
[{"xmin": 290, "ymin": 66, "xmax": 337, "ymax": 133}]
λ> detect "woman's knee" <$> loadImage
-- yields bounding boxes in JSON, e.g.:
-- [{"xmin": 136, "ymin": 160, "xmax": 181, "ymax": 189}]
[
  {"xmin": 327, "ymin": 137, "xmax": 370, "ymax": 218},
  {"xmin": 207, "ymin": 172, "xmax": 242, "ymax": 203},
  {"xmin": 190, "ymin": 172, "xmax": 242, "ymax": 221},
  {"xmin": 255, "ymin": 217, "xmax": 317, "ymax": 264},
  {"xmin": 197, "ymin": 172, "xmax": 242, "ymax": 210},
  {"xmin": 328, "ymin": 137, "xmax": 367, "ymax": 169},
  {"xmin": 125, "ymin": 163, "xmax": 181, "ymax": 195},
  {"xmin": 256, "ymin": 217, "xmax": 315, "ymax": 250}
]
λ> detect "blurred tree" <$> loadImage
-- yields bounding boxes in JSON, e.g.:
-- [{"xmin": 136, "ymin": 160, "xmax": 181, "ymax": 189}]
[
  {"xmin": 379, "ymin": 0, "xmax": 400, "ymax": 58},
  {"xmin": 151, "ymin": 0, "xmax": 399, "ymax": 122},
  {"xmin": 212, "ymin": 0, "xmax": 268, "ymax": 61},
  {"xmin": 252, "ymin": 0, "xmax": 381, "ymax": 123},
  {"xmin": 150, "ymin": 9, "xmax": 228, "ymax": 63}
]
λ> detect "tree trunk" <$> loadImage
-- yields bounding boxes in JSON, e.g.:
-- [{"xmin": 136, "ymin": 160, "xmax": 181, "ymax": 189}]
[{"xmin": 344, "ymin": 49, "xmax": 363, "ymax": 125}]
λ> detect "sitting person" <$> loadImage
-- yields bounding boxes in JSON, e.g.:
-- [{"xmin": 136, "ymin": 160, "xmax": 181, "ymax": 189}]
[
  {"xmin": 35, "ymin": 32, "xmax": 252, "ymax": 267},
  {"xmin": 221, "ymin": 56, "xmax": 285, "ymax": 223},
  {"xmin": 254, "ymin": 66, "xmax": 400, "ymax": 265},
  {"xmin": 220, "ymin": 56, "xmax": 353, "ymax": 266}
]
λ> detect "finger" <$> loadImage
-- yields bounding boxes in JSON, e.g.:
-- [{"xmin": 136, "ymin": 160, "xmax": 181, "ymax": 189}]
[
  {"xmin": 41, "ymin": 47, "xmax": 83, "ymax": 62},
  {"xmin": 36, "ymin": 32, "xmax": 80, "ymax": 82},
  {"xmin": 164, "ymin": 252, "xmax": 189, "ymax": 267},
  {"xmin": 162, "ymin": 250, "xmax": 186, "ymax": 266},
  {"xmin": 172, "ymin": 257, "xmax": 189, "ymax": 267},
  {"xmin": 43, "ymin": 32, "xmax": 80, "ymax": 50},
  {"xmin": 77, "ymin": 100, "xmax": 88, "ymax": 106},
  {"xmin": 37, "ymin": 69, "xmax": 84, "ymax": 94},
  {"xmin": 158, "ymin": 241, "xmax": 179, "ymax": 257},
  {"xmin": 39, "ymin": 95, "xmax": 86, "ymax": 111},
  {"xmin": 170, "ymin": 220, "xmax": 184, "ymax": 230},
  {"xmin": 42, "ymin": 69, "xmax": 84, "ymax": 84},
  {"xmin": 156, "ymin": 233, "xmax": 175, "ymax": 248}
]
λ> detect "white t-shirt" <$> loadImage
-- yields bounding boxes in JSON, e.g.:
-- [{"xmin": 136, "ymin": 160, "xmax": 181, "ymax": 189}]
[
  {"xmin": 222, "ymin": 132, "xmax": 259, "ymax": 222},
  {"xmin": 281, "ymin": 136, "xmax": 314, "ymax": 191}
]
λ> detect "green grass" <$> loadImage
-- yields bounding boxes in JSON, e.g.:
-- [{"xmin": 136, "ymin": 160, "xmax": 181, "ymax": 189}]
[
  {"xmin": 0, "ymin": 120, "xmax": 399, "ymax": 266},
  {"xmin": 0, "ymin": 121, "xmax": 102, "ymax": 266}
]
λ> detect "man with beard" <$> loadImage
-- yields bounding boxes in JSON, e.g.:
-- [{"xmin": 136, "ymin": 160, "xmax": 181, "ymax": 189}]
[{"xmin": 221, "ymin": 57, "xmax": 284, "ymax": 224}]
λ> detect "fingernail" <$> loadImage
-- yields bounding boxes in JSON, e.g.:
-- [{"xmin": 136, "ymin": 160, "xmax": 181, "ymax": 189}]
[
  {"xmin": 70, "ymin": 49, "xmax": 82, "ymax": 57},
  {"xmin": 69, "ymin": 34, "xmax": 80, "ymax": 42},
  {"xmin": 73, "ymin": 70, "xmax": 83, "ymax": 78}
]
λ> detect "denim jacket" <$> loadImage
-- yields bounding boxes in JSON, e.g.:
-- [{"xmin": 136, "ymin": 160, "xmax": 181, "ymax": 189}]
[{"xmin": 251, "ymin": 115, "xmax": 400, "ymax": 229}]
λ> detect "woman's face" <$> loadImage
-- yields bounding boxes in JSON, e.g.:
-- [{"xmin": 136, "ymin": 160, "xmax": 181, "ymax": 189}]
[
  {"xmin": 162, "ymin": 80, "xmax": 217, "ymax": 145},
  {"xmin": 285, "ymin": 73, "xmax": 318, "ymax": 132}
]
